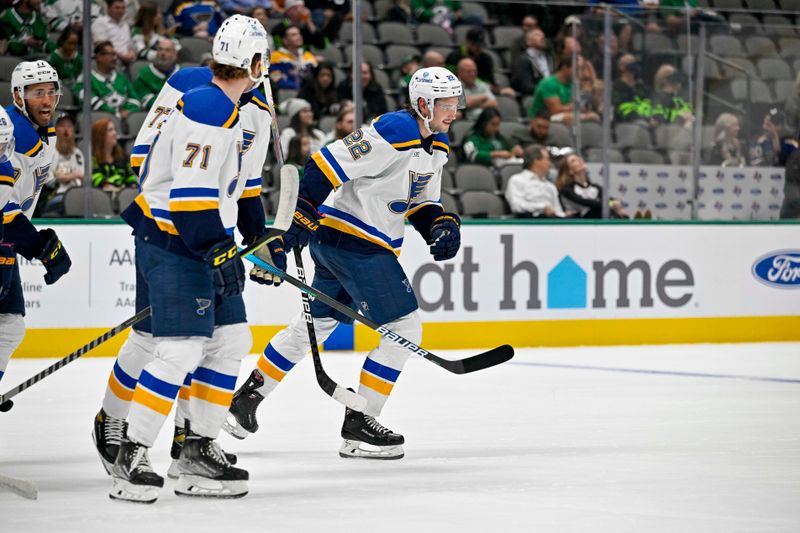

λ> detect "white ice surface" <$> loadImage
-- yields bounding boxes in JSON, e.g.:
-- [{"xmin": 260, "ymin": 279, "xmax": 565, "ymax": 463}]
[{"xmin": 1, "ymin": 343, "xmax": 799, "ymax": 533}]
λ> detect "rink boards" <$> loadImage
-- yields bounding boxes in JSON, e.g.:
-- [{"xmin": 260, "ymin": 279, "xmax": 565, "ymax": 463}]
[{"xmin": 12, "ymin": 220, "xmax": 800, "ymax": 357}]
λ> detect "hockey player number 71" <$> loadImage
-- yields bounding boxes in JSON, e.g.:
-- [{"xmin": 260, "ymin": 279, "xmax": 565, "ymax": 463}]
[{"xmin": 183, "ymin": 143, "xmax": 211, "ymax": 169}]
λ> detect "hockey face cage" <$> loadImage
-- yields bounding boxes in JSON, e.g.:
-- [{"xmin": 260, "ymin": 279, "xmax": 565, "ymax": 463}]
[
  {"xmin": 0, "ymin": 108, "xmax": 14, "ymax": 163},
  {"xmin": 213, "ymin": 14, "xmax": 271, "ymax": 87},
  {"xmin": 11, "ymin": 61, "xmax": 61, "ymax": 120}
]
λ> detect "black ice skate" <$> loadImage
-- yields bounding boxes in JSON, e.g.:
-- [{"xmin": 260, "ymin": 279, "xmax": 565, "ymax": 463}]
[
  {"xmin": 339, "ymin": 403, "xmax": 405, "ymax": 460},
  {"xmin": 167, "ymin": 424, "xmax": 238, "ymax": 479},
  {"xmin": 92, "ymin": 409, "xmax": 127, "ymax": 475},
  {"xmin": 222, "ymin": 369, "xmax": 265, "ymax": 440},
  {"xmin": 109, "ymin": 439, "xmax": 164, "ymax": 504},
  {"xmin": 173, "ymin": 427, "xmax": 249, "ymax": 499}
]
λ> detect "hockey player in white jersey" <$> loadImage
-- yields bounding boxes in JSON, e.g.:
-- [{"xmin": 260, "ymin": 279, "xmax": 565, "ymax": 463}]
[
  {"xmin": 0, "ymin": 61, "xmax": 72, "ymax": 391},
  {"xmin": 107, "ymin": 15, "xmax": 277, "ymax": 503},
  {"xmin": 225, "ymin": 67, "xmax": 465, "ymax": 459},
  {"xmin": 92, "ymin": 26, "xmax": 279, "ymax": 479}
]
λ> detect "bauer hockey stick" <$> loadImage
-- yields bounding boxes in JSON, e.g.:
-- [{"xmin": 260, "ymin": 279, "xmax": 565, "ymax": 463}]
[
  {"xmin": 247, "ymin": 255, "xmax": 514, "ymax": 374},
  {"xmin": 0, "ymin": 195, "xmax": 299, "ymax": 414},
  {"xmin": 263, "ymin": 82, "xmax": 367, "ymax": 411}
]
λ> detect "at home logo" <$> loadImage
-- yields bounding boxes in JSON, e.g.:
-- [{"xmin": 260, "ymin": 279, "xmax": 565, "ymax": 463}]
[{"xmin": 412, "ymin": 235, "xmax": 695, "ymax": 312}]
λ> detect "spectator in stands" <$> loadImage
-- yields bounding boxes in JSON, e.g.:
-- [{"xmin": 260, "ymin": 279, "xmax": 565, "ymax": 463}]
[
  {"xmin": 447, "ymin": 27, "xmax": 495, "ymax": 85},
  {"xmin": 398, "ymin": 54, "xmax": 421, "ymax": 106},
  {"xmin": 43, "ymin": 0, "xmax": 103, "ymax": 33},
  {"xmin": 458, "ymin": 57, "xmax": 497, "ymax": 121},
  {"xmin": 709, "ymin": 113, "xmax": 745, "ymax": 167},
  {"xmin": 783, "ymin": 73, "xmax": 800, "ymax": 137},
  {"xmin": 578, "ymin": 57, "xmax": 603, "ymax": 117},
  {"xmin": 279, "ymin": 98, "xmax": 325, "ymax": 157},
  {"xmin": 422, "ymin": 49, "xmax": 445, "ymax": 68},
  {"xmin": 509, "ymin": 15, "xmax": 539, "ymax": 66},
  {"xmin": 462, "ymin": 107, "xmax": 523, "ymax": 167},
  {"xmin": 650, "ymin": 64, "xmax": 692, "ymax": 128},
  {"xmin": 42, "ymin": 114, "xmax": 85, "ymax": 216},
  {"xmin": 612, "ymin": 53, "xmax": 648, "ymax": 124},
  {"xmin": 251, "ymin": 5, "xmax": 270, "ymax": 28},
  {"xmin": 510, "ymin": 110, "xmax": 572, "ymax": 152},
  {"xmin": 749, "ymin": 108, "xmax": 795, "ymax": 168},
  {"xmin": 76, "ymin": 41, "xmax": 142, "ymax": 120},
  {"xmin": 48, "ymin": 26, "xmax": 83, "ymax": 87},
  {"xmin": 91, "ymin": 118, "xmax": 137, "ymax": 191},
  {"xmin": 135, "ymin": 38, "xmax": 180, "ymax": 109},
  {"xmin": 92, "ymin": 0, "xmax": 136, "ymax": 64},
  {"xmin": 505, "ymin": 144, "xmax": 566, "ymax": 218},
  {"xmin": 297, "ymin": 62, "xmax": 341, "ymax": 119},
  {"xmin": 781, "ymin": 150, "xmax": 800, "ymax": 218},
  {"xmin": 529, "ymin": 58, "xmax": 599, "ymax": 126},
  {"xmin": 305, "ymin": 0, "xmax": 348, "ymax": 43},
  {"xmin": 556, "ymin": 154, "xmax": 628, "ymax": 219},
  {"xmin": 0, "ymin": 0, "xmax": 54, "ymax": 56},
  {"xmin": 323, "ymin": 108, "xmax": 354, "ymax": 144},
  {"xmin": 271, "ymin": 24, "xmax": 318, "ymax": 89},
  {"xmin": 511, "ymin": 28, "xmax": 552, "ymax": 97},
  {"xmin": 412, "ymin": 0, "xmax": 481, "ymax": 31},
  {"xmin": 387, "ymin": 0, "xmax": 412, "ymax": 24},
  {"xmin": 132, "ymin": 1, "xmax": 169, "ymax": 62},
  {"xmin": 286, "ymin": 134, "xmax": 311, "ymax": 178},
  {"xmin": 168, "ymin": 0, "xmax": 224, "ymax": 37},
  {"xmin": 273, "ymin": 0, "xmax": 326, "ymax": 50},
  {"xmin": 336, "ymin": 61, "xmax": 388, "ymax": 122},
  {"xmin": 220, "ymin": 0, "xmax": 273, "ymax": 16}
]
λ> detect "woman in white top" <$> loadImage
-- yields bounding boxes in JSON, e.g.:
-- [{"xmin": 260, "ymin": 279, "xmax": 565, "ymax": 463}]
[
  {"xmin": 43, "ymin": 115, "xmax": 85, "ymax": 216},
  {"xmin": 279, "ymin": 98, "xmax": 325, "ymax": 158}
]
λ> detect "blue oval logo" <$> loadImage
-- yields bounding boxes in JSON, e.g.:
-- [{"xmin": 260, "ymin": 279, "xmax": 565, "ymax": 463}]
[
  {"xmin": 733, "ymin": 173, "xmax": 745, "ymax": 180},
  {"xmin": 675, "ymin": 187, "xmax": 687, "ymax": 195},
  {"xmin": 619, "ymin": 171, "xmax": 630, "ymax": 177},
  {"xmin": 712, "ymin": 188, "xmax": 724, "ymax": 195},
  {"xmin": 227, "ymin": 178, "xmax": 239, "ymax": 197},
  {"xmin": 657, "ymin": 172, "xmax": 669, "ymax": 178},
  {"xmin": 731, "ymin": 203, "xmax": 743, "ymax": 210},
  {"xmin": 769, "ymin": 204, "xmax": 780, "ymax": 210},
  {"xmin": 750, "ymin": 188, "xmax": 762, "ymax": 195},
  {"xmin": 770, "ymin": 174, "xmax": 782, "ymax": 181},
  {"xmin": 655, "ymin": 202, "xmax": 667, "ymax": 209},
  {"xmin": 635, "ymin": 187, "xmax": 648, "ymax": 193},
  {"xmin": 752, "ymin": 251, "xmax": 800, "ymax": 288}
]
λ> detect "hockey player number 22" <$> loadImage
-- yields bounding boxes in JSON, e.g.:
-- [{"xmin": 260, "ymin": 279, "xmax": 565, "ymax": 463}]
[
  {"xmin": 343, "ymin": 129, "xmax": 371, "ymax": 160},
  {"xmin": 183, "ymin": 143, "xmax": 211, "ymax": 169}
]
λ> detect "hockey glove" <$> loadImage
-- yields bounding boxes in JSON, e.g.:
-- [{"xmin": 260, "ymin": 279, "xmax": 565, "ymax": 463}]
[
  {"xmin": 36, "ymin": 229, "xmax": 72, "ymax": 285},
  {"xmin": 428, "ymin": 213, "xmax": 461, "ymax": 261},
  {"xmin": 249, "ymin": 236, "xmax": 287, "ymax": 287},
  {"xmin": 282, "ymin": 197, "xmax": 321, "ymax": 251},
  {"xmin": 0, "ymin": 243, "xmax": 15, "ymax": 301},
  {"xmin": 204, "ymin": 236, "xmax": 245, "ymax": 297}
]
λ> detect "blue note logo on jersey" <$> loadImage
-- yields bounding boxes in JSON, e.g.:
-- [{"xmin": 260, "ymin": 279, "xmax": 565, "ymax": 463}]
[
  {"xmin": 241, "ymin": 129, "xmax": 255, "ymax": 155},
  {"xmin": 20, "ymin": 164, "xmax": 51, "ymax": 211},
  {"xmin": 195, "ymin": 298, "xmax": 212, "ymax": 316},
  {"xmin": 388, "ymin": 171, "xmax": 434, "ymax": 214}
]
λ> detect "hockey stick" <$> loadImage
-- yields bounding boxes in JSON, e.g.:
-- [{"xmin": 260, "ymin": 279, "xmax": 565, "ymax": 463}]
[
  {"xmin": 247, "ymin": 254, "xmax": 515, "ymax": 374},
  {"xmin": 263, "ymin": 82, "xmax": 366, "ymax": 411},
  {"xmin": 0, "ymin": 217, "xmax": 298, "ymax": 414},
  {"xmin": 0, "ymin": 472, "xmax": 38, "ymax": 500}
]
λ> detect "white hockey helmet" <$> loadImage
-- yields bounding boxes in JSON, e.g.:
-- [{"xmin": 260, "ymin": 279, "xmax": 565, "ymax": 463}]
[
  {"xmin": 0, "ymin": 107, "xmax": 15, "ymax": 164},
  {"xmin": 212, "ymin": 14, "xmax": 271, "ymax": 86},
  {"xmin": 11, "ymin": 60, "xmax": 62, "ymax": 120},
  {"xmin": 408, "ymin": 66, "xmax": 465, "ymax": 132}
]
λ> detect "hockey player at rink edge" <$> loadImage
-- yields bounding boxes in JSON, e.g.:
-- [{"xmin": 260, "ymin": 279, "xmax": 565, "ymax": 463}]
[
  {"xmin": 226, "ymin": 66, "xmax": 465, "ymax": 460},
  {"xmin": 92, "ymin": 17, "xmax": 278, "ymax": 489},
  {"xmin": 0, "ymin": 61, "xmax": 72, "ymax": 400},
  {"xmin": 100, "ymin": 15, "xmax": 278, "ymax": 504}
]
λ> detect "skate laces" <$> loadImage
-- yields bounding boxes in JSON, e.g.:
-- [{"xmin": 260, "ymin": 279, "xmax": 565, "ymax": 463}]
[
  {"xmin": 364, "ymin": 415, "xmax": 391, "ymax": 435},
  {"xmin": 104, "ymin": 414, "xmax": 127, "ymax": 444},
  {"xmin": 204, "ymin": 439, "xmax": 231, "ymax": 467},
  {"xmin": 130, "ymin": 445, "xmax": 155, "ymax": 474}
]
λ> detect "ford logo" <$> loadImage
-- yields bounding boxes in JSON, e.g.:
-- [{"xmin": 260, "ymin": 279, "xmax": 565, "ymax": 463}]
[
  {"xmin": 657, "ymin": 172, "xmax": 669, "ymax": 178},
  {"xmin": 712, "ymin": 188, "xmax": 724, "ymax": 195},
  {"xmin": 750, "ymin": 188, "xmax": 762, "ymax": 195},
  {"xmin": 731, "ymin": 203, "xmax": 743, "ymax": 210},
  {"xmin": 733, "ymin": 173, "xmax": 745, "ymax": 180},
  {"xmin": 619, "ymin": 171, "xmax": 630, "ymax": 177},
  {"xmin": 770, "ymin": 174, "xmax": 782, "ymax": 181},
  {"xmin": 752, "ymin": 251, "xmax": 800, "ymax": 288},
  {"xmin": 635, "ymin": 187, "xmax": 648, "ymax": 193},
  {"xmin": 655, "ymin": 202, "xmax": 667, "ymax": 209}
]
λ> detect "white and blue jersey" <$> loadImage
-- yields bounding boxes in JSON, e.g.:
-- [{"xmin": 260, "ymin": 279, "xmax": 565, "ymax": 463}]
[{"xmin": 302, "ymin": 110, "xmax": 451, "ymax": 256}]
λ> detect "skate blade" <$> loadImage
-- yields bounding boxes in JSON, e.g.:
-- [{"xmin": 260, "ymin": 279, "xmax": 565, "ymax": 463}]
[
  {"xmin": 174, "ymin": 475, "xmax": 248, "ymax": 499},
  {"xmin": 222, "ymin": 416, "xmax": 250, "ymax": 440},
  {"xmin": 109, "ymin": 477, "xmax": 159, "ymax": 504},
  {"xmin": 338, "ymin": 439, "xmax": 404, "ymax": 460},
  {"xmin": 91, "ymin": 430, "xmax": 115, "ymax": 476}
]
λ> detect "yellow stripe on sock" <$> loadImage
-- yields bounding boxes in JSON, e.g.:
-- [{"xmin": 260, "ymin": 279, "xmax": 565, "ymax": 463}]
[
  {"xmin": 257, "ymin": 355, "xmax": 287, "ymax": 382},
  {"xmin": 132, "ymin": 387, "xmax": 173, "ymax": 416},
  {"xmin": 178, "ymin": 385, "xmax": 191, "ymax": 401},
  {"xmin": 190, "ymin": 382, "xmax": 233, "ymax": 407},
  {"xmin": 359, "ymin": 370, "xmax": 393, "ymax": 396},
  {"xmin": 108, "ymin": 372, "xmax": 134, "ymax": 402}
]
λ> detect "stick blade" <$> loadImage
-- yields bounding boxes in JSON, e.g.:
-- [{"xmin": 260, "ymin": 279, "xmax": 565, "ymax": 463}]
[
  {"xmin": 332, "ymin": 387, "xmax": 369, "ymax": 411},
  {"xmin": 0, "ymin": 474, "xmax": 38, "ymax": 500},
  {"xmin": 272, "ymin": 165, "xmax": 299, "ymax": 232},
  {"xmin": 437, "ymin": 344, "xmax": 515, "ymax": 374}
]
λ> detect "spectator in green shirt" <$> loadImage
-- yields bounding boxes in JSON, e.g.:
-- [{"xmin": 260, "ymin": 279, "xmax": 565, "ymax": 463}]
[
  {"xmin": 134, "ymin": 37, "xmax": 179, "ymax": 109},
  {"xmin": 75, "ymin": 40, "xmax": 142, "ymax": 119},
  {"xmin": 528, "ymin": 57, "xmax": 600, "ymax": 126},
  {"xmin": 48, "ymin": 27, "xmax": 83, "ymax": 87},
  {"xmin": 0, "ymin": 0, "xmax": 55, "ymax": 56},
  {"xmin": 462, "ymin": 107, "xmax": 523, "ymax": 167},
  {"xmin": 91, "ymin": 118, "xmax": 137, "ymax": 191}
]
